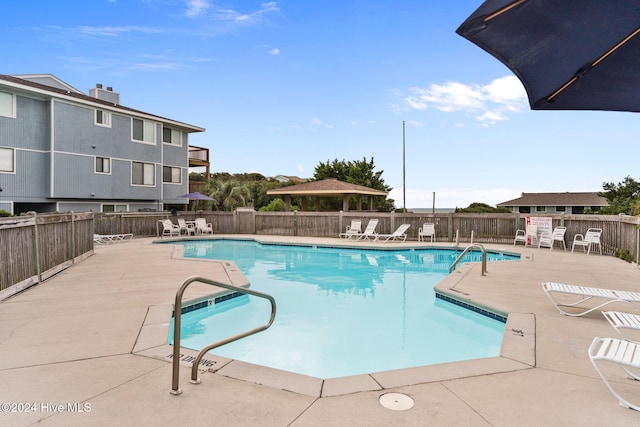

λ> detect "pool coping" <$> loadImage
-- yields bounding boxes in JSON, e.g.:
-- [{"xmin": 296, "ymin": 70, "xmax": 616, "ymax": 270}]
[{"xmin": 134, "ymin": 238, "xmax": 535, "ymax": 398}]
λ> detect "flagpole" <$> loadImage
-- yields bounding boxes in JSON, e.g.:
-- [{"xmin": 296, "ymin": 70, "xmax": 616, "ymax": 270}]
[{"xmin": 402, "ymin": 120, "xmax": 406, "ymax": 212}]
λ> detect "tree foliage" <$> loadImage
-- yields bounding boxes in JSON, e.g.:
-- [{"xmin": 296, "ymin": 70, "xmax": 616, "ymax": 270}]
[
  {"xmin": 312, "ymin": 157, "xmax": 394, "ymax": 211},
  {"xmin": 599, "ymin": 176, "xmax": 640, "ymax": 215},
  {"xmin": 204, "ymin": 178, "xmax": 250, "ymax": 211},
  {"xmin": 455, "ymin": 203, "xmax": 511, "ymax": 213}
]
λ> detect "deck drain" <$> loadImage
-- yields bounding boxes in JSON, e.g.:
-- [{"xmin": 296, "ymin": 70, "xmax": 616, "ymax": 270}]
[{"xmin": 379, "ymin": 393, "xmax": 414, "ymax": 411}]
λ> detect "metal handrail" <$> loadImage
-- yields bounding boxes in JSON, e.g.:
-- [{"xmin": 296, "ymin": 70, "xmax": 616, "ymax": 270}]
[
  {"xmin": 449, "ymin": 243, "xmax": 487, "ymax": 276},
  {"xmin": 170, "ymin": 276, "xmax": 276, "ymax": 395}
]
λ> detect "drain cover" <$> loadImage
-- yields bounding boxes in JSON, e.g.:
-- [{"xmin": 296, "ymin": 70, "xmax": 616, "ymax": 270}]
[{"xmin": 379, "ymin": 393, "xmax": 414, "ymax": 411}]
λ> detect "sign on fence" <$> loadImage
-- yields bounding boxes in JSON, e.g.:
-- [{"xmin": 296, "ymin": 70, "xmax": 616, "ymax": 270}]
[{"xmin": 526, "ymin": 216, "xmax": 553, "ymax": 245}]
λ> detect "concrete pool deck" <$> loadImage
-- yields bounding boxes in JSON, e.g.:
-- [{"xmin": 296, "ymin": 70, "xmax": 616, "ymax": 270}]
[{"xmin": 1, "ymin": 235, "xmax": 640, "ymax": 425}]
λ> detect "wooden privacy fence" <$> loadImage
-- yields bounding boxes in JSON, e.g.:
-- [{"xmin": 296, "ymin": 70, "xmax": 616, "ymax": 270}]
[
  {"xmin": 3, "ymin": 210, "xmax": 638, "ymax": 299},
  {"xmin": 94, "ymin": 210, "xmax": 640, "ymax": 260},
  {"xmin": 0, "ymin": 211, "xmax": 94, "ymax": 300}
]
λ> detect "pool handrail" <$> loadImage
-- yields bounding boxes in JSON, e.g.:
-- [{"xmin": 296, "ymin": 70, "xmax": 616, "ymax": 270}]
[
  {"xmin": 449, "ymin": 243, "xmax": 487, "ymax": 276},
  {"xmin": 170, "ymin": 276, "xmax": 276, "ymax": 395}
]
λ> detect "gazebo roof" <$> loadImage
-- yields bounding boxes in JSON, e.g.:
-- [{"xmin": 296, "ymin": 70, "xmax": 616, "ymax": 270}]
[{"xmin": 267, "ymin": 178, "xmax": 388, "ymax": 197}]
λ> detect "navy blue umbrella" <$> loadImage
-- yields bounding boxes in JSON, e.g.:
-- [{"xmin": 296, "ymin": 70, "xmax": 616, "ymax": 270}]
[{"xmin": 456, "ymin": 0, "xmax": 640, "ymax": 112}]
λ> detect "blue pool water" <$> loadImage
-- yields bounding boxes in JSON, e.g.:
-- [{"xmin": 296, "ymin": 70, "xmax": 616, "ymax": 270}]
[{"xmin": 169, "ymin": 240, "xmax": 519, "ymax": 378}]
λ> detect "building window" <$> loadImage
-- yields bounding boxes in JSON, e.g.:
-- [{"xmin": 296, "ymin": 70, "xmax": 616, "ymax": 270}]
[
  {"xmin": 95, "ymin": 109, "xmax": 111, "ymax": 127},
  {"xmin": 556, "ymin": 206, "xmax": 566, "ymax": 212},
  {"xmin": 518, "ymin": 206, "xmax": 531, "ymax": 213},
  {"xmin": 163, "ymin": 166, "xmax": 181, "ymax": 183},
  {"xmin": 0, "ymin": 147, "xmax": 15, "ymax": 173},
  {"xmin": 102, "ymin": 204, "xmax": 127, "ymax": 213},
  {"xmin": 132, "ymin": 118, "xmax": 156, "ymax": 144},
  {"xmin": 0, "ymin": 90, "xmax": 16, "ymax": 118},
  {"xmin": 95, "ymin": 157, "xmax": 111, "ymax": 174},
  {"xmin": 131, "ymin": 161, "xmax": 155, "ymax": 186},
  {"xmin": 535, "ymin": 206, "xmax": 547, "ymax": 213},
  {"xmin": 162, "ymin": 127, "xmax": 182, "ymax": 146}
]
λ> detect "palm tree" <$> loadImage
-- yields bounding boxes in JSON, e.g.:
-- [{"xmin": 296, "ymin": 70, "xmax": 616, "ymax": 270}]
[{"xmin": 205, "ymin": 178, "xmax": 250, "ymax": 211}]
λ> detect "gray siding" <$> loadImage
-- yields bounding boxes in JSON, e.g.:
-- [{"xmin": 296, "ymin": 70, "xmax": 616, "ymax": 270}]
[{"xmin": 1, "ymin": 75, "xmax": 201, "ymax": 214}]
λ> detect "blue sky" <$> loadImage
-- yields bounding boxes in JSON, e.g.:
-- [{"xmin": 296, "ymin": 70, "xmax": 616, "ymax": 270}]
[{"xmin": 3, "ymin": 1, "xmax": 639, "ymax": 209}]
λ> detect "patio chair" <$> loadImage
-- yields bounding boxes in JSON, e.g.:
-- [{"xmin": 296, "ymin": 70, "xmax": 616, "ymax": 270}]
[
  {"xmin": 339, "ymin": 219, "xmax": 362, "ymax": 239},
  {"xmin": 177, "ymin": 218, "xmax": 196, "ymax": 236},
  {"xmin": 195, "ymin": 218, "xmax": 213, "ymax": 235},
  {"xmin": 94, "ymin": 233, "xmax": 133, "ymax": 244},
  {"xmin": 514, "ymin": 224, "xmax": 538, "ymax": 247},
  {"xmin": 374, "ymin": 224, "xmax": 411, "ymax": 243},
  {"xmin": 356, "ymin": 219, "xmax": 379, "ymax": 240},
  {"xmin": 588, "ymin": 337, "xmax": 640, "ymax": 411},
  {"xmin": 602, "ymin": 311, "xmax": 640, "ymax": 344},
  {"xmin": 571, "ymin": 227, "xmax": 602, "ymax": 255},
  {"xmin": 538, "ymin": 226, "xmax": 567, "ymax": 251},
  {"xmin": 160, "ymin": 219, "xmax": 180, "ymax": 238},
  {"xmin": 542, "ymin": 282, "xmax": 640, "ymax": 317},
  {"xmin": 417, "ymin": 223, "xmax": 436, "ymax": 242}
]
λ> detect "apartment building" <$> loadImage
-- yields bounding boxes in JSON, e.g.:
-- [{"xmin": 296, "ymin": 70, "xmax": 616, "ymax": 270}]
[{"xmin": 0, "ymin": 74, "xmax": 204, "ymax": 214}]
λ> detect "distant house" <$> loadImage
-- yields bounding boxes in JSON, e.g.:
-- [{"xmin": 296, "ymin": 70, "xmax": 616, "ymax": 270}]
[
  {"xmin": 273, "ymin": 175, "xmax": 307, "ymax": 183},
  {"xmin": 0, "ymin": 74, "xmax": 205, "ymax": 214},
  {"xmin": 497, "ymin": 192, "xmax": 609, "ymax": 214}
]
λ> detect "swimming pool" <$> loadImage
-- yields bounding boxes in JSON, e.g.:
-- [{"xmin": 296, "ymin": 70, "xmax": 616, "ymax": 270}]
[{"xmin": 170, "ymin": 240, "xmax": 519, "ymax": 378}]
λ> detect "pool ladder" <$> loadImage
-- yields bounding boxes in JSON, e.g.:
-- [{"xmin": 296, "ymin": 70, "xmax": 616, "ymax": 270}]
[
  {"xmin": 449, "ymin": 243, "xmax": 487, "ymax": 276},
  {"xmin": 170, "ymin": 276, "xmax": 276, "ymax": 395}
]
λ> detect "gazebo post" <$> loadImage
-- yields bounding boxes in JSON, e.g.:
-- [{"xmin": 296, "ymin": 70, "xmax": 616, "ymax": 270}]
[{"xmin": 343, "ymin": 195, "xmax": 349, "ymax": 212}]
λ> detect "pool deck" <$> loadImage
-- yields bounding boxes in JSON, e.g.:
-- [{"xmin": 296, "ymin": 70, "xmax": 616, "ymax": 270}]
[{"xmin": 2, "ymin": 235, "xmax": 640, "ymax": 426}]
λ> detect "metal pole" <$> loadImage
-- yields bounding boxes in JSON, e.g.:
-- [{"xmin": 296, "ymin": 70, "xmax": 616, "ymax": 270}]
[
  {"xmin": 402, "ymin": 120, "xmax": 406, "ymax": 211},
  {"xmin": 432, "ymin": 192, "xmax": 435, "ymax": 214}
]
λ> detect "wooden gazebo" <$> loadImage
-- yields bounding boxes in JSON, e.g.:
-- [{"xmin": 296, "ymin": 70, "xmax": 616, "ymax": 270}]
[{"xmin": 267, "ymin": 178, "xmax": 388, "ymax": 211}]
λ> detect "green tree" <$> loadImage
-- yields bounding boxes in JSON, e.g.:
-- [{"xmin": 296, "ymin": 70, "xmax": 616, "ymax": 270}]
[
  {"xmin": 205, "ymin": 178, "xmax": 250, "ymax": 211},
  {"xmin": 259, "ymin": 198, "xmax": 287, "ymax": 212},
  {"xmin": 599, "ymin": 176, "xmax": 640, "ymax": 215},
  {"xmin": 313, "ymin": 157, "xmax": 394, "ymax": 211},
  {"xmin": 455, "ymin": 203, "xmax": 511, "ymax": 213}
]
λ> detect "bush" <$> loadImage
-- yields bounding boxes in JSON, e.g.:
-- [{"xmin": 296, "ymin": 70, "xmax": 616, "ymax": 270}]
[
  {"xmin": 0, "ymin": 210, "xmax": 12, "ymax": 217},
  {"xmin": 616, "ymin": 249, "xmax": 635, "ymax": 263}
]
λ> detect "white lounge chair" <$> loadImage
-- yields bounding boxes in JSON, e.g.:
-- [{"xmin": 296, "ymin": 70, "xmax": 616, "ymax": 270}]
[
  {"xmin": 177, "ymin": 218, "xmax": 195, "ymax": 235},
  {"xmin": 542, "ymin": 282, "xmax": 640, "ymax": 317},
  {"xmin": 339, "ymin": 219, "xmax": 362, "ymax": 239},
  {"xmin": 356, "ymin": 219, "xmax": 379, "ymax": 240},
  {"xmin": 572, "ymin": 227, "xmax": 602, "ymax": 255},
  {"xmin": 159, "ymin": 219, "xmax": 180, "ymax": 238},
  {"xmin": 417, "ymin": 223, "xmax": 436, "ymax": 242},
  {"xmin": 603, "ymin": 311, "xmax": 640, "ymax": 344},
  {"xmin": 538, "ymin": 226, "xmax": 567, "ymax": 251},
  {"xmin": 589, "ymin": 337, "xmax": 640, "ymax": 411},
  {"xmin": 94, "ymin": 233, "xmax": 133, "ymax": 244},
  {"xmin": 514, "ymin": 224, "xmax": 538, "ymax": 247},
  {"xmin": 374, "ymin": 224, "xmax": 410, "ymax": 242},
  {"xmin": 195, "ymin": 218, "xmax": 213, "ymax": 235}
]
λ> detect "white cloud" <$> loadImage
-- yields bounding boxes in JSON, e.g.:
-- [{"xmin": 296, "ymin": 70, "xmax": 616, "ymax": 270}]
[
  {"xmin": 216, "ymin": 2, "xmax": 279, "ymax": 25},
  {"xmin": 268, "ymin": 47, "xmax": 280, "ymax": 56},
  {"xmin": 310, "ymin": 118, "xmax": 333, "ymax": 129},
  {"xmin": 185, "ymin": 0, "xmax": 210, "ymax": 17},
  {"xmin": 404, "ymin": 75, "xmax": 528, "ymax": 126},
  {"xmin": 297, "ymin": 164, "xmax": 305, "ymax": 173}
]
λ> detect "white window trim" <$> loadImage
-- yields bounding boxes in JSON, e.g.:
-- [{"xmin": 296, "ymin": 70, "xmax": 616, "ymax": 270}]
[
  {"xmin": 162, "ymin": 127, "xmax": 183, "ymax": 147},
  {"xmin": 0, "ymin": 90, "xmax": 16, "ymax": 119},
  {"xmin": 101, "ymin": 203, "xmax": 128, "ymax": 213},
  {"xmin": 163, "ymin": 165, "xmax": 182, "ymax": 184},
  {"xmin": 131, "ymin": 118, "xmax": 157, "ymax": 145},
  {"xmin": 95, "ymin": 109, "xmax": 112, "ymax": 128},
  {"xmin": 0, "ymin": 147, "xmax": 16, "ymax": 174},
  {"xmin": 131, "ymin": 161, "xmax": 156, "ymax": 187},
  {"xmin": 95, "ymin": 156, "xmax": 112, "ymax": 175}
]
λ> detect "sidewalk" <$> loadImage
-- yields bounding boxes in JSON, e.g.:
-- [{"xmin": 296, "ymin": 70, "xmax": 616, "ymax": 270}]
[{"xmin": 1, "ymin": 236, "xmax": 639, "ymax": 426}]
